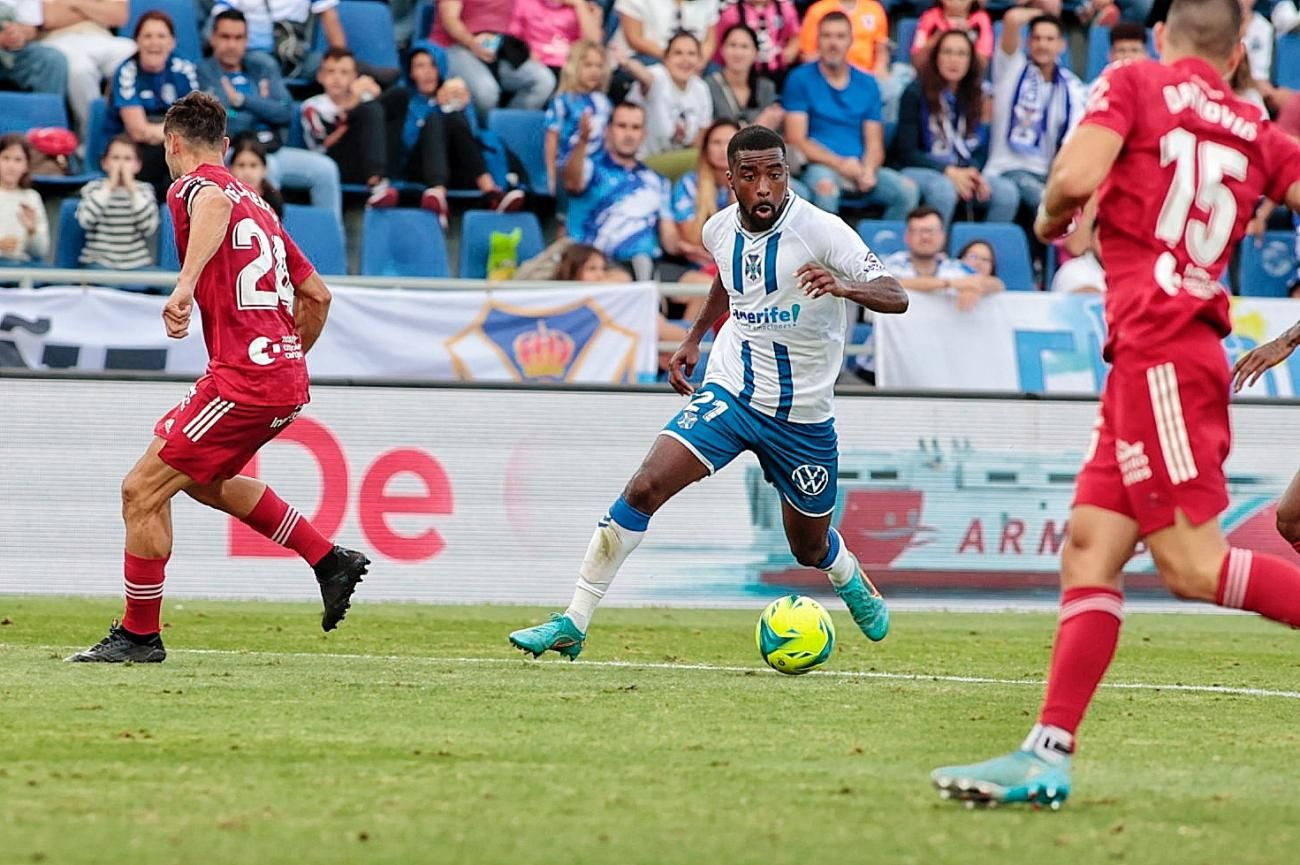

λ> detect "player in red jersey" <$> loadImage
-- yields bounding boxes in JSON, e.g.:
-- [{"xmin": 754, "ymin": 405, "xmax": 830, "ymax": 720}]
[
  {"xmin": 68, "ymin": 93, "xmax": 370, "ymax": 664},
  {"xmin": 1232, "ymin": 321, "xmax": 1300, "ymax": 550},
  {"xmin": 930, "ymin": 0, "xmax": 1300, "ymax": 808}
]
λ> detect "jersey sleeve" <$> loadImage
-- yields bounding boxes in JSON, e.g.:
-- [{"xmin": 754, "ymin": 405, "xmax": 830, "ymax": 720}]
[
  {"xmin": 670, "ymin": 175, "xmax": 697, "ymax": 223},
  {"xmin": 282, "ymin": 229, "xmax": 317, "ymax": 286},
  {"xmin": 112, "ymin": 60, "xmax": 143, "ymax": 110},
  {"xmin": 1079, "ymin": 60, "xmax": 1141, "ymax": 140},
  {"xmin": 700, "ymin": 208, "xmax": 728, "ymax": 262},
  {"xmin": 174, "ymin": 174, "xmax": 220, "ymax": 218},
  {"xmin": 811, "ymin": 212, "xmax": 891, "ymax": 282}
]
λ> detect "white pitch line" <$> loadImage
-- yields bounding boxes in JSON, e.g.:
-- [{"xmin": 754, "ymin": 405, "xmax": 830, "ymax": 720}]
[{"xmin": 19, "ymin": 643, "xmax": 1300, "ymax": 701}]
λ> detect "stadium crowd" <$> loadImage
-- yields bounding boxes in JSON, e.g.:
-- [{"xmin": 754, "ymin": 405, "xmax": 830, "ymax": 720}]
[{"xmin": 0, "ymin": 0, "xmax": 1296, "ymax": 297}]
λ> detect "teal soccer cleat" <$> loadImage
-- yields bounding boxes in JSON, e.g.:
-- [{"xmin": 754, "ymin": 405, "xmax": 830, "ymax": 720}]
[
  {"xmin": 509, "ymin": 614, "xmax": 586, "ymax": 660},
  {"xmin": 930, "ymin": 749, "xmax": 1072, "ymax": 810},
  {"xmin": 834, "ymin": 561, "xmax": 890, "ymax": 641}
]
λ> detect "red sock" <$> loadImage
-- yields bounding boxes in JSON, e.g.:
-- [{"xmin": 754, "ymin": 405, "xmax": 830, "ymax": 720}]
[
  {"xmin": 243, "ymin": 487, "xmax": 333, "ymax": 566},
  {"xmin": 1038, "ymin": 587, "xmax": 1124, "ymax": 736},
  {"xmin": 1217, "ymin": 548, "xmax": 1300, "ymax": 627},
  {"xmin": 122, "ymin": 551, "xmax": 167, "ymax": 635}
]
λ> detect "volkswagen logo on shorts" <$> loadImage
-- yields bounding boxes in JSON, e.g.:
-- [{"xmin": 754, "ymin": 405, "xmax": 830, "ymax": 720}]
[{"xmin": 792, "ymin": 464, "xmax": 829, "ymax": 497}]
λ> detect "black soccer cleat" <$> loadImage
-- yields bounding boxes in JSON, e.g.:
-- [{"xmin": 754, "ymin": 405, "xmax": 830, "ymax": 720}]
[
  {"xmin": 314, "ymin": 545, "xmax": 370, "ymax": 632},
  {"xmin": 66, "ymin": 620, "xmax": 167, "ymax": 663}
]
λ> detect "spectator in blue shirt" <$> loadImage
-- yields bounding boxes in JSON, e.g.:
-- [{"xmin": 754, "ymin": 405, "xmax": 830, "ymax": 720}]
[
  {"xmin": 107, "ymin": 11, "xmax": 199, "ymax": 200},
  {"xmin": 782, "ymin": 11, "xmax": 918, "ymax": 217},
  {"xmin": 199, "ymin": 10, "xmax": 342, "ymax": 221},
  {"xmin": 563, "ymin": 102, "xmax": 697, "ymax": 282},
  {"xmin": 671, "ymin": 119, "xmax": 737, "ymax": 264},
  {"xmin": 893, "ymin": 29, "xmax": 1017, "ymax": 225}
]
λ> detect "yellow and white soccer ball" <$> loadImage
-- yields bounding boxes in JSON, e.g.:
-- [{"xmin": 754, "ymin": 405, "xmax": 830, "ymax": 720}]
[{"xmin": 755, "ymin": 595, "xmax": 835, "ymax": 675}]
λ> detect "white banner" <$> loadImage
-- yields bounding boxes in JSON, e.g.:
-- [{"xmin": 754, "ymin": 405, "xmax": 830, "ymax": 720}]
[
  {"xmin": 0, "ymin": 283, "xmax": 659, "ymax": 383},
  {"xmin": 1, "ymin": 378, "xmax": 1296, "ymax": 606},
  {"xmin": 876, "ymin": 291, "xmax": 1300, "ymax": 397}
]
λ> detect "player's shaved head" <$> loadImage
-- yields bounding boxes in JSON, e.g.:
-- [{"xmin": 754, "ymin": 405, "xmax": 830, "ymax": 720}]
[
  {"xmin": 164, "ymin": 92, "xmax": 228, "ymax": 150},
  {"xmin": 1164, "ymin": 0, "xmax": 1243, "ymax": 62}
]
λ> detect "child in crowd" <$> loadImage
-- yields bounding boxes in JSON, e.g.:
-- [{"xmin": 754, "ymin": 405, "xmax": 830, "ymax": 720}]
[
  {"xmin": 76, "ymin": 135, "xmax": 160, "ymax": 271},
  {"xmin": 230, "ymin": 136, "xmax": 284, "ymax": 218},
  {"xmin": 0, "ymin": 134, "xmax": 49, "ymax": 265},
  {"xmin": 402, "ymin": 48, "xmax": 524, "ymax": 229},
  {"xmin": 544, "ymin": 40, "xmax": 613, "ymax": 196}
]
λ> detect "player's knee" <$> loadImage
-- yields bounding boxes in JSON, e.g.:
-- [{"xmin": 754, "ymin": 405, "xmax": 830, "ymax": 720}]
[
  {"xmin": 1276, "ymin": 504, "xmax": 1300, "ymax": 546},
  {"xmin": 120, "ymin": 471, "xmax": 164, "ymax": 519},
  {"xmin": 788, "ymin": 537, "xmax": 828, "ymax": 568},
  {"xmin": 622, "ymin": 473, "xmax": 669, "ymax": 515}
]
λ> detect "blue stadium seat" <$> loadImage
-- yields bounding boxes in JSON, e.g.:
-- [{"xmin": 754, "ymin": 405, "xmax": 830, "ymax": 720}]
[
  {"xmin": 1239, "ymin": 231, "xmax": 1298, "ymax": 298},
  {"xmin": 159, "ymin": 205, "xmax": 180, "ymax": 271},
  {"xmin": 312, "ymin": 1, "xmax": 400, "ymax": 70},
  {"xmin": 0, "ymin": 93, "xmax": 102, "ymax": 186},
  {"xmin": 949, "ymin": 222, "xmax": 1035, "ymax": 291},
  {"xmin": 856, "ymin": 219, "xmax": 906, "ymax": 257},
  {"xmin": 54, "ymin": 199, "xmax": 86, "ymax": 269},
  {"xmin": 124, "ymin": 0, "xmax": 202, "ymax": 63},
  {"xmin": 360, "ymin": 207, "xmax": 450, "ymax": 277},
  {"xmin": 282, "ymin": 204, "xmax": 348, "ymax": 275},
  {"xmin": 1278, "ymin": 33, "xmax": 1300, "ymax": 89},
  {"xmin": 415, "ymin": 0, "xmax": 438, "ymax": 43},
  {"xmin": 487, "ymin": 109, "xmax": 550, "ymax": 196},
  {"xmin": 458, "ymin": 211, "xmax": 545, "ymax": 279},
  {"xmin": 894, "ymin": 17, "xmax": 918, "ymax": 62},
  {"xmin": 85, "ymin": 97, "xmax": 110, "ymax": 165}
]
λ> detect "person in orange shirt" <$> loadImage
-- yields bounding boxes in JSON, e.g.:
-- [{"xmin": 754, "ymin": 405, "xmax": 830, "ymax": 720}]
[{"xmin": 799, "ymin": 0, "xmax": 890, "ymax": 77}]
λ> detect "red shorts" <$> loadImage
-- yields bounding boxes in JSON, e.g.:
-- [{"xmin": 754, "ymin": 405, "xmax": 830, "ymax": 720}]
[
  {"xmin": 1074, "ymin": 342, "xmax": 1231, "ymax": 536},
  {"xmin": 153, "ymin": 376, "xmax": 303, "ymax": 485}
]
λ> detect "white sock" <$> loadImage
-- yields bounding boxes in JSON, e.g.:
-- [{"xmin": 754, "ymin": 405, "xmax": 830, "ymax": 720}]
[
  {"xmin": 1021, "ymin": 723, "xmax": 1074, "ymax": 764},
  {"xmin": 819, "ymin": 528, "xmax": 857, "ymax": 588},
  {"xmin": 564, "ymin": 499, "xmax": 649, "ymax": 632}
]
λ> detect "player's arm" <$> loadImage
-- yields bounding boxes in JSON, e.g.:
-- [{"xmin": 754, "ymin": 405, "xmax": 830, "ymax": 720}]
[
  {"xmin": 667, "ymin": 274, "xmax": 728, "ymax": 397},
  {"xmin": 1033, "ymin": 124, "xmax": 1123, "ymax": 242},
  {"xmin": 163, "ymin": 185, "xmax": 233, "ymax": 339},
  {"xmin": 293, "ymin": 272, "xmax": 332, "ymax": 354},
  {"xmin": 805, "ymin": 270, "xmax": 908, "ymax": 314}
]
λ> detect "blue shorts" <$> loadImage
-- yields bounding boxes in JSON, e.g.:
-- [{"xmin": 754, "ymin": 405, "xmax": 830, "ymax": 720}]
[{"xmin": 659, "ymin": 383, "xmax": 838, "ymax": 517}]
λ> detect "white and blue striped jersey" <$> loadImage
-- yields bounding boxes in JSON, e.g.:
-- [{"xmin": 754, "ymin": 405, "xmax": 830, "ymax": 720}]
[{"xmin": 700, "ymin": 193, "xmax": 890, "ymax": 424}]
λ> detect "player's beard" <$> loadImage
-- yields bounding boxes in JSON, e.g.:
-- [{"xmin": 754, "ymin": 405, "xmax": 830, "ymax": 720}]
[{"xmin": 743, "ymin": 193, "xmax": 786, "ymax": 232}]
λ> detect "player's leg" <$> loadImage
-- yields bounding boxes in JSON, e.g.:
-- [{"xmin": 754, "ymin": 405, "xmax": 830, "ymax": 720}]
[
  {"xmin": 1273, "ymin": 468, "xmax": 1300, "ymax": 550},
  {"xmin": 780, "ymin": 505, "xmax": 890, "ymax": 642},
  {"xmin": 509, "ymin": 435, "xmax": 712, "ymax": 658},
  {"xmin": 67, "ymin": 437, "xmax": 192, "ymax": 663},
  {"xmin": 510, "ymin": 385, "xmax": 744, "ymax": 658},
  {"xmin": 930, "ymin": 503, "xmax": 1138, "ymax": 808},
  {"xmin": 186, "ymin": 475, "xmax": 370, "ymax": 631}
]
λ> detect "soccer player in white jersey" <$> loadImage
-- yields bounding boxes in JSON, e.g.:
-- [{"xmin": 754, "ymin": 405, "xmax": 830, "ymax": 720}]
[{"xmin": 510, "ymin": 125, "xmax": 909, "ymax": 660}]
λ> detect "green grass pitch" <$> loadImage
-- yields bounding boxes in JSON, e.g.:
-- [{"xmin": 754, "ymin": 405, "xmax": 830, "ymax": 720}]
[{"xmin": 3, "ymin": 597, "xmax": 1300, "ymax": 865}]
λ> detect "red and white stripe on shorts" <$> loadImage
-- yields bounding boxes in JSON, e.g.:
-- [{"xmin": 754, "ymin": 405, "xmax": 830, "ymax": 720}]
[{"xmin": 1145, "ymin": 362, "xmax": 1199, "ymax": 485}]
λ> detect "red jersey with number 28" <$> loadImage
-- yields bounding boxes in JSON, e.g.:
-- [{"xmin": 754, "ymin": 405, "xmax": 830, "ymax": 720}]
[
  {"xmin": 167, "ymin": 162, "xmax": 316, "ymax": 406},
  {"xmin": 1082, "ymin": 58, "xmax": 1300, "ymax": 359}
]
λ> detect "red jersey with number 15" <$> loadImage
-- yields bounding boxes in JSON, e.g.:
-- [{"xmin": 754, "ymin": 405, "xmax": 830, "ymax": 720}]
[
  {"xmin": 1082, "ymin": 58, "xmax": 1300, "ymax": 360},
  {"xmin": 167, "ymin": 162, "xmax": 316, "ymax": 406}
]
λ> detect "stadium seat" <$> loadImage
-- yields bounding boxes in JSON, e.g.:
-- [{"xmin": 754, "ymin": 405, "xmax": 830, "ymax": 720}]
[
  {"xmin": 856, "ymin": 219, "xmax": 906, "ymax": 257},
  {"xmin": 1239, "ymin": 231, "xmax": 1298, "ymax": 298},
  {"xmin": 949, "ymin": 222, "xmax": 1035, "ymax": 291},
  {"xmin": 84, "ymin": 97, "xmax": 110, "ymax": 165},
  {"xmin": 415, "ymin": 0, "xmax": 437, "ymax": 43},
  {"xmin": 311, "ymin": 1, "xmax": 400, "ymax": 71},
  {"xmin": 458, "ymin": 211, "xmax": 545, "ymax": 279},
  {"xmin": 894, "ymin": 17, "xmax": 918, "ymax": 63},
  {"xmin": 54, "ymin": 199, "xmax": 86, "ymax": 269},
  {"xmin": 124, "ymin": 0, "xmax": 202, "ymax": 63},
  {"xmin": 360, "ymin": 207, "xmax": 450, "ymax": 277},
  {"xmin": 487, "ymin": 109, "xmax": 550, "ymax": 196},
  {"xmin": 1278, "ymin": 33, "xmax": 1300, "ymax": 89},
  {"xmin": 0, "ymin": 93, "xmax": 102, "ymax": 186},
  {"xmin": 159, "ymin": 205, "xmax": 180, "ymax": 271},
  {"xmin": 282, "ymin": 204, "xmax": 348, "ymax": 275}
]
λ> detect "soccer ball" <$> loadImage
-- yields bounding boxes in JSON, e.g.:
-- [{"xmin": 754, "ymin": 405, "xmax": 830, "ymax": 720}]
[{"xmin": 755, "ymin": 595, "xmax": 835, "ymax": 675}]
